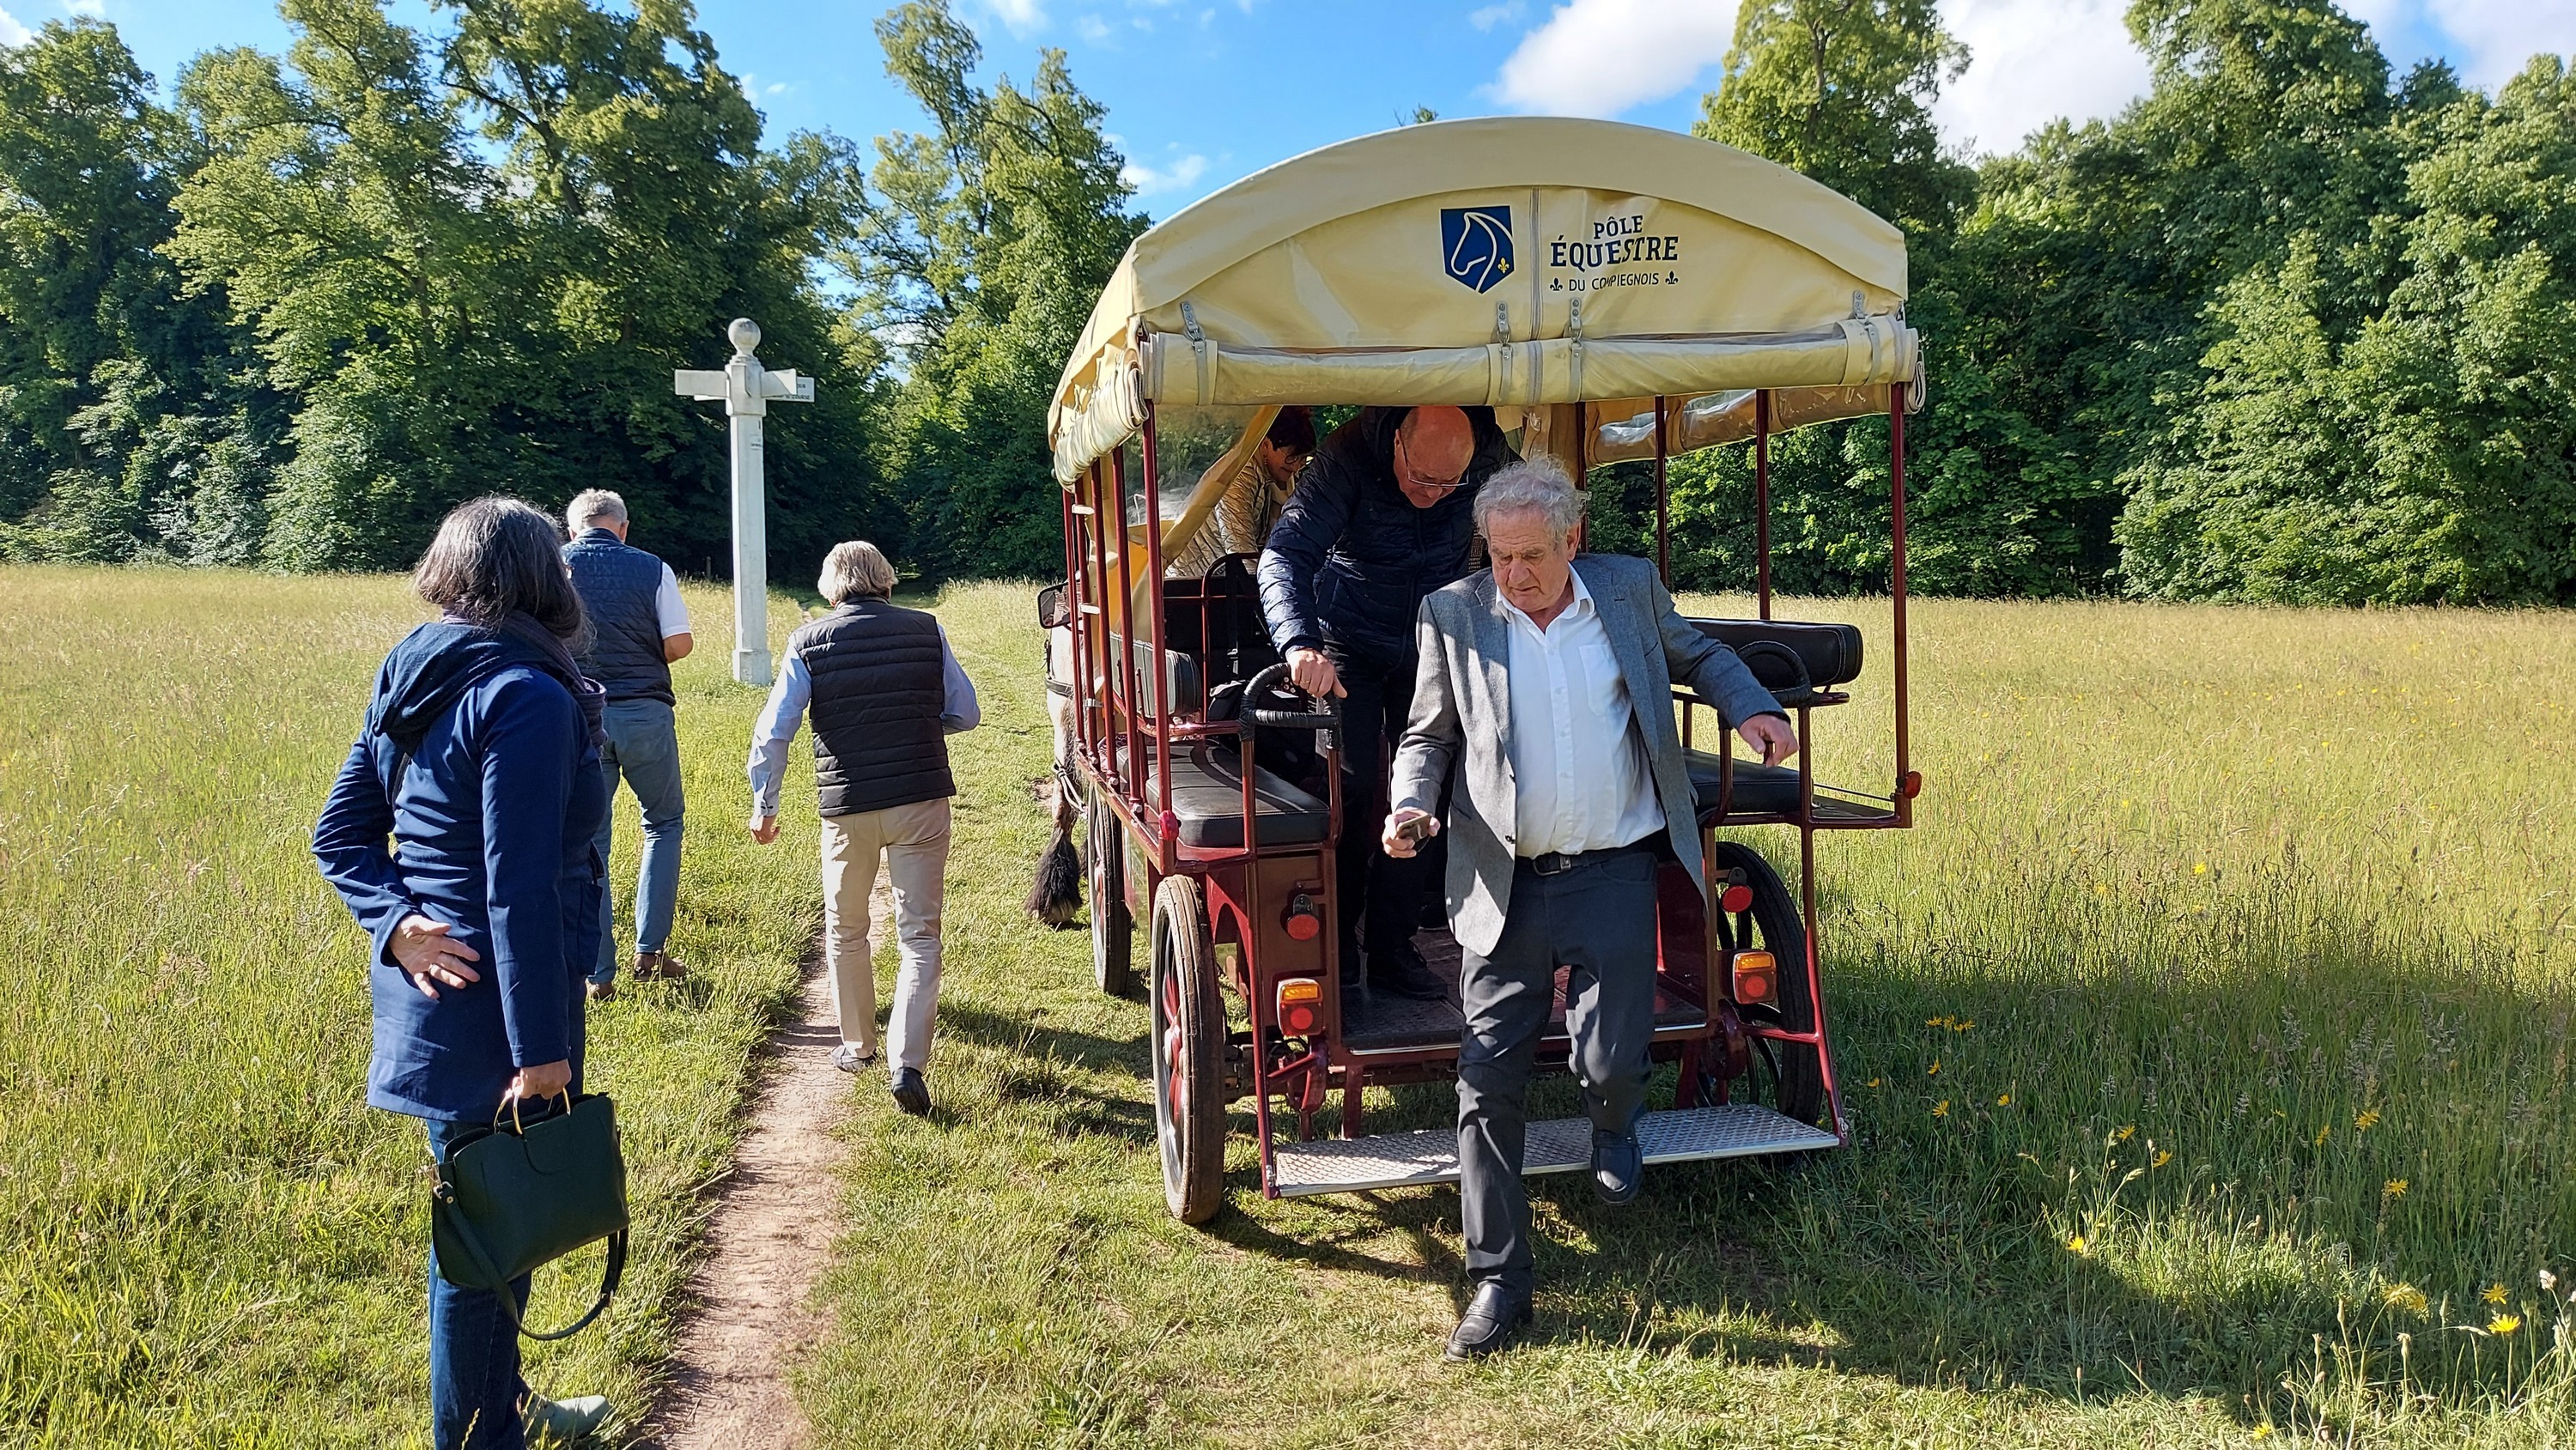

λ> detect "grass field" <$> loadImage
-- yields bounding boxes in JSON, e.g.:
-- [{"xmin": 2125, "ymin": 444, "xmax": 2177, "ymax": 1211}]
[
  {"xmin": 803, "ymin": 585, "xmax": 2576, "ymax": 1448},
  {"xmin": 3, "ymin": 567, "xmax": 2573, "ymax": 1447}
]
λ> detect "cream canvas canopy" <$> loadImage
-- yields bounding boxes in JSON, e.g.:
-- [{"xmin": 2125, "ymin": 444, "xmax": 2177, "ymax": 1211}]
[{"xmin": 1048, "ymin": 116, "xmax": 1921, "ymax": 483}]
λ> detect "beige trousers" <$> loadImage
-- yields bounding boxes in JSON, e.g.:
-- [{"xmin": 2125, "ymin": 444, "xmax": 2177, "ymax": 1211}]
[{"xmin": 818, "ymin": 798, "xmax": 951, "ymax": 1073}]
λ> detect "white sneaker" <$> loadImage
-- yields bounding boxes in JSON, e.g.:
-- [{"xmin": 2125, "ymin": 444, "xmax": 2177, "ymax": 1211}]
[
  {"xmin": 830, "ymin": 1042, "xmax": 876, "ymax": 1073},
  {"xmin": 526, "ymin": 1393, "xmax": 611, "ymax": 1445}
]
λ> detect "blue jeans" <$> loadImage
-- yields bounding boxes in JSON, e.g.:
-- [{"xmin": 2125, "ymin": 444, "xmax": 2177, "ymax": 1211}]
[
  {"xmin": 426, "ymin": 1115, "xmax": 533, "ymax": 1450},
  {"xmin": 592, "ymin": 699, "xmax": 684, "ymax": 983}
]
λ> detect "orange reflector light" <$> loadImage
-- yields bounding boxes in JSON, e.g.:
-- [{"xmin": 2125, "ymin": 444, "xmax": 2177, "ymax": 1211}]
[
  {"xmin": 1719, "ymin": 883, "xmax": 1755, "ymax": 914},
  {"xmin": 1732, "ymin": 949, "xmax": 1777, "ymax": 1006},
  {"xmin": 1283, "ymin": 892, "xmax": 1322, "ymax": 942},
  {"xmin": 1276, "ymin": 978, "xmax": 1323, "ymax": 1036}
]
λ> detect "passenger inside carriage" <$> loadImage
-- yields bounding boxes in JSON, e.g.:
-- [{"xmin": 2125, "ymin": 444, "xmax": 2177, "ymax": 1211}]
[
  {"xmin": 1161, "ymin": 405, "xmax": 1317, "ymax": 579},
  {"xmin": 1254, "ymin": 403, "xmax": 1520, "ymax": 1018}
]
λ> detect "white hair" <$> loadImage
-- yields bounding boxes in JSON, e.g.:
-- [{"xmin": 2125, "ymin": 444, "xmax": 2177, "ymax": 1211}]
[
  {"xmin": 566, "ymin": 488, "xmax": 627, "ymax": 531},
  {"xmin": 817, "ymin": 540, "xmax": 896, "ymax": 604},
  {"xmin": 1473, "ymin": 457, "xmax": 1584, "ymax": 537}
]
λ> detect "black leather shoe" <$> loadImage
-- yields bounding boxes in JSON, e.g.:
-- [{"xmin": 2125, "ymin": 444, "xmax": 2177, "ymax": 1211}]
[
  {"xmin": 1368, "ymin": 939, "xmax": 1449, "ymax": 1002},
  {"xmin": 1591, "ymin": 1127, "xmax": 1642, "ymax": 1205},
  {"xmin": 890, "ymin": 1067, "xmax": 931, "ymax": 1116},
  {"xmin": 1445, "ymin": 1281, "xmax": 1533, "ymax": 1361}
]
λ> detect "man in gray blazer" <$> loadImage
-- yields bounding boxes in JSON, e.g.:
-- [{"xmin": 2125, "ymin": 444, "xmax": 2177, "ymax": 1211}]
[{"xmin": 1384, "ymin": 458, "xmax": 1798, "ymax": 1360}]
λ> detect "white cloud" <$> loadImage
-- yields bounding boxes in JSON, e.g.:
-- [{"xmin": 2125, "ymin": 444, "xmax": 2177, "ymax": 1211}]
[
  {"xmin": 1492, "ymin": 0, "xmax": 1738, "ymax": 118},
  {"xmin": 1076, "ymin": 12, "xmax": 1112, "ymax": 41},
  {"xmin": 58, "ymin": 0, "xmax": 99, "ymax": 15},
  {"xmin": 0, "ymin": 5, "xmax": 30, "ymax": 45},
  {"xmin": 1933, "ymin": 0, "xmax": 2150, "ymax": 155},
  {"xmin": 1121, "ymin": 151, "xmax": 1208, "ymax": 196},
  {"xmin": 2417, "ymin": 0, "xmax": 2576, "ymax": 88},
  {"xmin": 971, "ymin": 0, "xmax": 1047, "ymax": 36},
  {"xmin": 1469, "ymin": 1, "xmax": 1524, "ymax": 31}
]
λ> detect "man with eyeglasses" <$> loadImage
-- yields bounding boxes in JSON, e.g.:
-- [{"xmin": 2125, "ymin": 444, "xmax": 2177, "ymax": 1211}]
[{"xmin": 1258, "ymin": 405, "xmax": 1518, "ymax": 1013}]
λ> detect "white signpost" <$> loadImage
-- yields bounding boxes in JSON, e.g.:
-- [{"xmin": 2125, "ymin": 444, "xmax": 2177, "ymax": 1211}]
[{"xmin": 675, "ymin": 317, "xmax": 815, "ymax": 687}]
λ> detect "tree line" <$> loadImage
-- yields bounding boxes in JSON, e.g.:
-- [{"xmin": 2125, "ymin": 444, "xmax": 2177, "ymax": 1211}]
[{"xmin": 3, "ymin": 0, "xmax": 2571, "ymax": 604}]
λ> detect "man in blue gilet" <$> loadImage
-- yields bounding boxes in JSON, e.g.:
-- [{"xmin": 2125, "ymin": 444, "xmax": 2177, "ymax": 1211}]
[{"xmin": 563, "ymin": 489, "xmax": 694, "ymax": 1000}]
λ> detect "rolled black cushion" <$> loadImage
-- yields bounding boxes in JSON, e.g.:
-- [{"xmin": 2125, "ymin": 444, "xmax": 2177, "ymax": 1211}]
[
  {"xmin": 1686, "ymin": 618, "xmax": 1864, "ymax": 693},
  {"xmin": 1685, "ymin": 749, "xmax": 1806, "ymax": 820}
]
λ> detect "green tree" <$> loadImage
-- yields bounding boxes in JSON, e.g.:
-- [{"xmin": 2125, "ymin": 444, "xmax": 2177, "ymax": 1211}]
[
  {"xmin": 841, "ymin": 0, "xmax": 1143, "ymax": 579},
  {"xmin": 0, "ymin": 20, "xmax": 275, "ymax": 562}
]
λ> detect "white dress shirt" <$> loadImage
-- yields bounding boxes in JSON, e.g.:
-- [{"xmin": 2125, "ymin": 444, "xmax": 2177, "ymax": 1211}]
[{"xmin": 1502, "ymin": 569, "xmax": 1664, "ymax": 858}]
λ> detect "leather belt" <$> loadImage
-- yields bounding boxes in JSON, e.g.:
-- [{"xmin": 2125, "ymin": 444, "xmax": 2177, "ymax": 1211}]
[{"xmin": 1522, "ymin": 841, "xmax": 1654, "ymax": 877}]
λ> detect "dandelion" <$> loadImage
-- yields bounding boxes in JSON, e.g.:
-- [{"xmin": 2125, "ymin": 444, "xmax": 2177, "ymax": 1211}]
[
  {"xmin": 2153, "ymin": 1150, "xmax": 2173, "ymax": 1168},
  {"xmin": 1933, "ymin": 1100, "xmax": 1951, "ymax": 1118},
  {"xmin": 2385, "ymin": 1283, "xmax": 2427, "ymax": 1315},
  {"xmin": 2193, "ymin": 861, "xmax": 2209, "ymax": 876},
  {"xmin": 2115, "ymin": 1124, "xmax": 2136, "ymax": 1143},
  {"xmin": 2067, "ymin": 1233, "xmax": 2088, "ymax": 1254},
  {"xmin": 2490, "ymin": 1313, "xmax": 2523, "ymax": 1335},
  {"xmin": 1997, "ymin": 1094, "xmax": 2012, "ymax": 1107},
  {"xmin": 2313, "ymin": 1124, "xmax": 2330, "ymax": 1147},
  {"xmin": 1867, "ymin": 1077, "xmax": 1881, "ymax": 1089},
  {"xmin": 2384, "ymin": 1179, "xmax": 2408, "ymax": 1200},
  {"xmin": 2484, "ymin": 1283, "xmax": 2509, "ymax": 1306},
  {"xmin": 2355, "ymin": 1108, "xmax": 2381, "ymax": 1131},
  {"xmin": 2251, "ymin": 1425, "xmax": 2271, "ymax": 1441},
  {"xmin": 1928, "ymin": 1060, "xmax": 1941, "ymax": 1076},
  {"xmin": 2094, "ymin": 882, "xmax": 2110, "ymax": 895},
  {"xmin": 1959, "ymin": 1019, "xmax": 1975, "ymax": 1031}
]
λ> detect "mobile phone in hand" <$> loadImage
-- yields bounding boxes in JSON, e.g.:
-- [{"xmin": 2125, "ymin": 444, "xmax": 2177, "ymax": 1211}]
[{"xmin": 1394, "ymin": 812, "xmax": 1433, "ymax": 845}]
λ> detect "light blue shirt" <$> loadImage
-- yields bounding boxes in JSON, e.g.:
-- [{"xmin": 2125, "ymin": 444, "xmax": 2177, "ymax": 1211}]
[{"xmin": 746, "ymin": 619, "xmax": 980, "ymax": 816}]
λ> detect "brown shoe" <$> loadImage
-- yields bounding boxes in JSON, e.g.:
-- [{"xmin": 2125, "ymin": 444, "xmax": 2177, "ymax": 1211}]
[
  {"xmin": 585, "ymin": 980, "xmax": 617, "ymax": 1003},
  {"xmin": 630, "ymin": 951, "xmax": 688, "ymax": 982}
]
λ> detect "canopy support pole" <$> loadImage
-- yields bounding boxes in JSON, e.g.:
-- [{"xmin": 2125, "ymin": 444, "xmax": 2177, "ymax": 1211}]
[
  {"xmin": 1889, "ymin": 383, "xmax": 1911, "ymax": 826},
  {"xmin": 1652, "ymin": 396, "xmax": 1671, "ymax": 586},
  {"xmin": 1754, "ymin": 390, "xmax": 1772, "ymax": 620}
]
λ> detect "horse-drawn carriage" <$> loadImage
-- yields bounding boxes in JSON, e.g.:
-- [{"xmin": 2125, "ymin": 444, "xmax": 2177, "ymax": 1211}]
[{"xmin": 1042, "ymin": 118, "xmax": 1923, "ymax": 1222}]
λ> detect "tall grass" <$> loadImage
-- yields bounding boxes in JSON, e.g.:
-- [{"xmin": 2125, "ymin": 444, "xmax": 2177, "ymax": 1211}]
[
  {"xmin": 801, "ymin": 584, "xmax": 2576, "ymax": 1447},
  {"xmin": 0, "ymin": 567, "xmax": 816, "ymax": 1447}
]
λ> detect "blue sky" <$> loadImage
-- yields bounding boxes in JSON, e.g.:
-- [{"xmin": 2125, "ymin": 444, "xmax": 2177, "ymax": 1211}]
[{"xmin": 5, "ymin": 0, "xmax": 2572, "ymax": 217}]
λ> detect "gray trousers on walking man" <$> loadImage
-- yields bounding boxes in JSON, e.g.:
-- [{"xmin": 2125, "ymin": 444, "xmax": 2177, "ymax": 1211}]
[{"xmin": 1456, "ymin": 845, "xmax": 1662, "ymax": 1301}]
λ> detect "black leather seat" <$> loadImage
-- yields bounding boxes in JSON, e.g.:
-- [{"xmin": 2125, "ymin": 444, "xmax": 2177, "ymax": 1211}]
[
  {"xmin": 1685, "ymin": 749, "xmax": 1805, "ymax": 820},
  {"xmin": 1686, "ymin": 618, "xmax": 1863, "ymax": 703},
  {"xmin": 1121, "ymin": 740, "xmax": 1332, "ymax": 849}
]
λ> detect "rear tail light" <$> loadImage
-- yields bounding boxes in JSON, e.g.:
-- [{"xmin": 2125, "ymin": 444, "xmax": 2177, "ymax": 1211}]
[
  {"xmin": 1719, "ymin": 883, "xmax": 1754, "ymax": 914},
  {"xmin": 1282, "ymin": 892, "xmax": 1322, "ymax": 942},
  {"xmin": 1732, "ymin": 949, "xmax": 1777, "ymax": 1007},
  {"xmin": 1276, "ymin": 977, "xmax": 1323, "ymax": 1036}
]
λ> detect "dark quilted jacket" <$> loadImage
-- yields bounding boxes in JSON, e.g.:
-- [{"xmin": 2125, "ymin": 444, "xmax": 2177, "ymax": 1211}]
[{"xmin": 1256, "ymin": 407, "xmax": 1517, "ymax": 674}]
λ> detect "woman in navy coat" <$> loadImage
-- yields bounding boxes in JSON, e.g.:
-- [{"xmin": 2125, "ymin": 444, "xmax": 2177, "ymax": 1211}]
[{"xmin": 313, "ymin": 497, "xmax": 614, "ymax": 1450}]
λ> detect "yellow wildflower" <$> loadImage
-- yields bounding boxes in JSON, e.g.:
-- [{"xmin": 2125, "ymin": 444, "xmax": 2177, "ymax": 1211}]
[
  {"xmin": 2385, "ymin": 1283, "xmax": 2427, "ymax": 1315},
  {"xmin": 2313, "ymin": 1125, "xmax": 2330, "ymax": 1147},
  {"xmin": 1933, "ymin": 1100, "xmax": 1951, "ymax": 1118},
  {"xmin": 1928, "ymin": 1060, "xmax": 1941, "ymax": 1076},
  {"xmin": 1867, "ymin": 1077, "xmax": 1881, "ymax": 1089},
  {"xmin": 2251, "ymin": 1425, "xmax": 2271, "ymax": 1441},
  {"xmin": 1959, "ymin": 1019, "xmax": 1975, "ymax": 1031},
  {"xmin": 2153, "ymin": 1150, "xmax": 2173, "ymax": 1168},
  {"xmin": 2355, "ymin": 1108, "xmax": 2381, "ymax": 1131},
  {"xmin": 2067, "ymin": 1233, "xmax": 2088, "ymax": 1254},
  {"xmin": 2485, "ymin": 1283, "xmax": 2509, "ymax": 1306},
  {"xmin": 2384, "ymin": 1179, "xmax": 2407, "ymax": 1200},
  {"xmin": 2094, "ymin": 882, "xmax": 2110, "ymax": 895},
  {"xmin": 1997, "ymin": 1094, "xmax": 2012, "ymax": 1107},
  {"xmin": 2490, "ymin": 1313, "xmax": 2523, "ymax": 1335},
  {"xmin": 2193, "ymin": 861, "xmax": 2209, "ymax": 876},
  {"xmin": 2115, "ymin": 1124, "xmax": 2136, "ymax": 1143}
]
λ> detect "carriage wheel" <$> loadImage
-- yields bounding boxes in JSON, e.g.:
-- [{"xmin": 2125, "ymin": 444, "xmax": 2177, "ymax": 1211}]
[
  {"xmin": 1087, "ymin": 785, "xmax": 1134, "ymax": 997},
  {"xmin": 1706, "ymin": 840, "xmax": 1826, "ymax": 1126},
  {"xmin": 1149, "ymin": 874, "xmax": 1227, "ymax": 1223}
]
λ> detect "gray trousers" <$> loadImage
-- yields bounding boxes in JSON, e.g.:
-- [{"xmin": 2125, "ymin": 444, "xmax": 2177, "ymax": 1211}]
[{"xmin": 1456, "ymin": 845, "xmax": 1662, "ymax": 1300}]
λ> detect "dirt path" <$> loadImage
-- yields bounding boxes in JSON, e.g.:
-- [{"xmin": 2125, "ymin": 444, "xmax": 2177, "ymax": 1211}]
[{"xmin": 641, "ymin": 883, "xmax": 889, "ymax": 1449}]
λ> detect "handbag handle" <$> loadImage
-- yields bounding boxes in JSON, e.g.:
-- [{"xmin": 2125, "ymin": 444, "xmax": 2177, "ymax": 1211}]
[{"xmin": 435, "ymin": 1196, "xmax": 628, "ymax": 1342}]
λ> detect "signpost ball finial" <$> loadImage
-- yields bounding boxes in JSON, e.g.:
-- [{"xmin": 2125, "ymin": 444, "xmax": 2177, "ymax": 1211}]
[{"xmin": 728, "ymin": 317, "xmax": 762, "ymax": 355}]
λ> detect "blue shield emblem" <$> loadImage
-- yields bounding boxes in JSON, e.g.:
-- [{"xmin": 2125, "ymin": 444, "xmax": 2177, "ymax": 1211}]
[{"xmin": 1440, "ymin": 206, "xmax": 1514, "ymax": 293}]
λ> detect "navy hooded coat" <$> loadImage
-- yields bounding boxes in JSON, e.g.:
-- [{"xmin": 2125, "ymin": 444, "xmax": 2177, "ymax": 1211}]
[{"xmin": 313, "ymin": 622, "xmax": 610, "ymax": 1120}]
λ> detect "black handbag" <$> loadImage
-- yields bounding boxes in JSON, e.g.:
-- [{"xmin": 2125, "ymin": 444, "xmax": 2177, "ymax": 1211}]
[{"xmin": 429, "ymin": 1092, "xmax": 630, "ymax": 1341}]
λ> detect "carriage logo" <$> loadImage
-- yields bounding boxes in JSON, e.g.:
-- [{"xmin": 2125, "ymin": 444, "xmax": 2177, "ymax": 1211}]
[{"xmin": 1440, "ymin": 206, "xmax": 1514, "ymax": 293}]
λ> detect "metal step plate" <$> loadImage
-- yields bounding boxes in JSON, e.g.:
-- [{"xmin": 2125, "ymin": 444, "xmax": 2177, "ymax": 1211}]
[{"xmin": 1270, "ymin": 1102, "xmax": 1841, "ymax": 1197}]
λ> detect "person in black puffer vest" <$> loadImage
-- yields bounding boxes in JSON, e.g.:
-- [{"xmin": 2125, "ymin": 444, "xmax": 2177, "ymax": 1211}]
[
  {"xmin": 746, "ymin": 540, "xmax": 980, "ymax": 1115},
  {"xmin": 1257, "ymin": 405, "xmax": 1518, "ymax": 1012},
  {"xmin": 562, "ymin": 489, "xmax": 695, "ymax": 1000}
]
